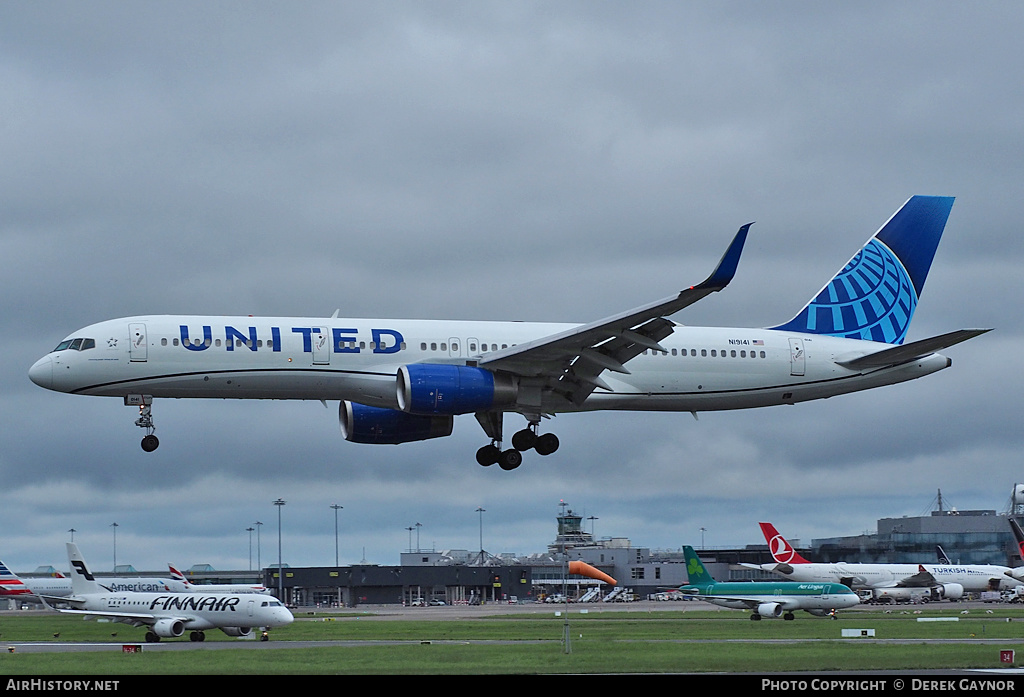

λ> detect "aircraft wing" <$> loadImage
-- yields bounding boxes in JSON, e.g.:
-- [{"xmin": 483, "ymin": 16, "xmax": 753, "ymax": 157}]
[
  {"xmin": 895, "ymin": 566, "xmax": 938, "ymax": 588},
  {"xmin": 59, "ymin": 608, "xmax": 163, "ymax": 626},
  {"xmin": 836, "ymin": 329, "xmax": 991, "ymax": 370},
  {"xmin": 478, "ymin": 224, "xmax": 751, "ymax": 406}
]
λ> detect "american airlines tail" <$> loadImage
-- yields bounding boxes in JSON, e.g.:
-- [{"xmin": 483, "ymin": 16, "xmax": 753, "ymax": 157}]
[
  {"xmin": 0, "ymin": 560, "xmax": 33, "ymax": 597},
  {"xmin": 759, "ymin": 522, "xmax": 811, "ymax": 564},
  {"xmin": 769, "ymin": 195, "xmax": 954, "ymax": 344}
]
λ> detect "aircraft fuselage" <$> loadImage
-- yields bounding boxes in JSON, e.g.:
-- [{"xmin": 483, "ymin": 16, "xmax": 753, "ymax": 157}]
[{"xmin": 30, "ymin": 315, "xmax": 951, "ymax": 413}]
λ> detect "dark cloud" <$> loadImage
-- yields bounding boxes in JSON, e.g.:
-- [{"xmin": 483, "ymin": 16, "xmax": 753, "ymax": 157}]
[{"xmin": 2, "ymin": 2, "xmax": 1022, "ymax": 572}]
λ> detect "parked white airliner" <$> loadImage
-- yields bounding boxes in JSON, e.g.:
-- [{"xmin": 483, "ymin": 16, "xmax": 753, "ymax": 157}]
[
  {"xmin": 0, "ymin": 558, "xmax": 189, "ymax": 603},
  {"xmin": 167, "ymin": 564, "xmax": 270, "ymax": 594},
  {"xmin": 754, "ymin": 523, "xmax": 1024, "ymax": 601},
  {"xmin": 29, "ymin": 196, "xmax": 988, "ymax": 469},
  {"xmin": 55, "ymin": 544, "xmax": 292, "ymax": 643}
]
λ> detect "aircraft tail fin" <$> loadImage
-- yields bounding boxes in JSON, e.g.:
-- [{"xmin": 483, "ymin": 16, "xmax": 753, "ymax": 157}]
[
  {"xmin": 759, "ymin": 522, "xmax": 811, "ymax": 564},
  {"xmin": 167, "ymin": 564, "xmax": 191, "ymax": 584},
  {"xmin": 66, "ymin": 543, "xmax": 101, "ymax": 596},
  {"xmin": 0, "ymin": 560, "xmax": 33, "ymax": 597},
  {"xmin": 769, "ymin": 196, "xmax": 955, "ymax": 344},
  {"xmin": 1009, "ymin": 518, "xmax": 1024, "ymax": 559},
  {"xmin": 682, "ymin": 546, "xmax": 716, "ymax": 587}
]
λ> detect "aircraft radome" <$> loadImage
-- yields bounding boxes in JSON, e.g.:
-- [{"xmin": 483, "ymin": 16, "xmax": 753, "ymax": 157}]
[{"xmin": 29, "ymin": 196, "xmax": 989, "ymax": 470}]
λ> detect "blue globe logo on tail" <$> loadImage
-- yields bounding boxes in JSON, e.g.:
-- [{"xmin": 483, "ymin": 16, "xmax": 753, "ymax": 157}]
[
  {"xmin": 795, "ymin": 239, "xmax": 916, "ymax": 344},
  {"xmin": 770, "ymin": 196, "xmax": 954, "ymax": 345}
]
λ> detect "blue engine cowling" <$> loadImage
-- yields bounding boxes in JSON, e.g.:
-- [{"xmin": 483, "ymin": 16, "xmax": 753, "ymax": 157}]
[
  {"xmin": 397, "ymin": 364, "xmax": 517, "ymax": 415},
  {"xmin": 340, "ymin": 401, "xmax": 453, "ymax": 444}
]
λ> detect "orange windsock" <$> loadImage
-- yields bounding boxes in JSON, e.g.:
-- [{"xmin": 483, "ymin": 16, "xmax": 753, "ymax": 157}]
[{"xmin": 568, "ymin": 560, "xmax": 617, "ymax": 586}]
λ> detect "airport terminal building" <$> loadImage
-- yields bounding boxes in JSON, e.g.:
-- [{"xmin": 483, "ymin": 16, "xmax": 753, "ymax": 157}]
[{"xmin": 15, "ymin": 491, "xmax": 1024, "ymax": 609}]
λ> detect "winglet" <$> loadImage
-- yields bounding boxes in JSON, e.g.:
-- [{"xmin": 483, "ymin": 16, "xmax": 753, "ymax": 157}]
[{"xmin": 694, "ymin": 223, "xmax": 751, "ymax": 292}]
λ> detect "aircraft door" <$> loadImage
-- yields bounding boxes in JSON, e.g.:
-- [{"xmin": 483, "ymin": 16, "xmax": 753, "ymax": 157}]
[
  {"xmin": 313, "ymin": 329, "xmax": 330, "ymax": 365},
  {"xmin": 129, "ymin": 323, "xmax": 148, "ymax": 362},
  {"xmin": 788, "ymin": 338, "xmax": 805, "ymax": 376},
  {"xmin": 247, "ymin": 600, "xmax": 255, "ymax": 618}
]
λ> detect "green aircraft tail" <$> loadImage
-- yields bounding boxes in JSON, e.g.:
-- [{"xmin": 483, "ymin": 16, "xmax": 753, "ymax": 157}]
[{"xmin": 683, "ymin": 546, "xmax": 716, "ymax": 587}]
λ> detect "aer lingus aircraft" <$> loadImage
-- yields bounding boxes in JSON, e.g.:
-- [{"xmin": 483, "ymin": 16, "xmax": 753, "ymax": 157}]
[
  {"xmin": 679, "ymin": 546, "xmax": 860, "ymax": 620},
  {"xmin": 29, "ymin": 196, "xmax": 988, "ymax": 470}
]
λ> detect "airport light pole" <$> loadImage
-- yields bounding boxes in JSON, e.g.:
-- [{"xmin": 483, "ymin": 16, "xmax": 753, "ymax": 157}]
[
  {"xmin": 255, "ymin": 521, "xmax": 263, "ymax": 572},
  {"xmin": 273, "ymin": 500, "xmax": 285, "ymax": 603},
  {"xmin": 110, "ymin": 522, "xmax": 118, "ymax": 571},
  {"xmin": 700, "ymin": 527, "xmax": 707, "ymax": 550},
  {"xmin": 415, "ymin": 522, "xmax": 422, "ymax": 553},
  {"xmin": 67, "ymin": 528, "xmax": 76, "ymax": 542},
  {"xmin": 405, "ymin": 526, "xmax": 414, "ymax": 553},
  {"xmin": 476, "ymin": 507, "xmax": 486, "ymax": 565},
  {"xmin": 331, "ymin": 504, "xmax": 343, "ymax": 567},
  {"xmin": 246, "ymin": 527, "xmax": 255, "ymax": 571}
]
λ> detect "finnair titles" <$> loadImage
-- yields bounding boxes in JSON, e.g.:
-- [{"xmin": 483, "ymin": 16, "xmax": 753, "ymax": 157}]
[{"xmin": 30, "ymin": 196, "xmax": 989, "ymax": 470}]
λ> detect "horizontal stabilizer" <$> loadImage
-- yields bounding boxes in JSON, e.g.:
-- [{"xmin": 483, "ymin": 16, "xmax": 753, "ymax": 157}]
[{"xmin": 836, "ymin": 329, "xmax": 991, "ymax": 370}]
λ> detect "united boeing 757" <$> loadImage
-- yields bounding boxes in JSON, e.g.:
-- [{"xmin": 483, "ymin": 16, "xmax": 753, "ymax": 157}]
[{"xmin": 29, "ymin": 196, "xmax": 988, "ymax": 469}]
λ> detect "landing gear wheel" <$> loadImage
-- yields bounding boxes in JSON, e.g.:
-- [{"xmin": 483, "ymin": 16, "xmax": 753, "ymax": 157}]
[
  {"xmin": 534, "ymin": 433, "xmax": 559, "ymax": 456},
  {"xmin": 783, "ymin": 612, "xmax": 795, "ymax": 621},
  {"xmin": 750, "ymin": 613, "xmax": 762, "ymax": 621},
  {"xmin": 141, "ymin": 434, "xmax": 160, "ymax": 452},
  {"xmin": 145, "ymin": 631, "xmax": 161, "ymax": 642},
  {"xmin": 189, "ymin": 630, "xmax": 206, "ymax": 642},
  {"xmin": 498, "ymin": 449, "xmax": 523, "ymax": 471},
  {"xmin": 511, "ymin": 428, "xmax": 537, "ymax": 451},
  {"xmin": 476, "ymin": 444, "xmax": 500, "ymax": 467}
]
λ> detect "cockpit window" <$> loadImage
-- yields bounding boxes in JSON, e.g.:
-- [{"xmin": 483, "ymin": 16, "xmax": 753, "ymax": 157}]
[{"xmin": 52, "ymin": 338, "xmax": 95, "ymax": 353}]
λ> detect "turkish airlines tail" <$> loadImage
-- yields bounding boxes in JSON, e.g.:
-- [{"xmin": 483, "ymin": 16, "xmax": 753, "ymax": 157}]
[{"xmin": 759, "ymin": 522, "xmax": 811, "ymax": 564}]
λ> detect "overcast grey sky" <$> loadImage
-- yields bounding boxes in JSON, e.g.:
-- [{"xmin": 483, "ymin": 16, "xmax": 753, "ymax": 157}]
[{"xmin": 2, "ymin": 2, "xmax": 1022, "ymax": 573}]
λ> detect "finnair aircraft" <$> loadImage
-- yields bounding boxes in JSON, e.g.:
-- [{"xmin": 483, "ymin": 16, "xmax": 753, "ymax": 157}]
[
  {"xmin": 754, "ymin": 522, "xmax": 1024, "ymax": 601},
  {"xmin": 29, "ymin": 196, "xmax": 987, "ymax": 469},
  {"xmin": 55, "ymin": 543, "xmax": 292, "ymax": 643},
  {"xmin": 679, "ymin": 546, "xmax": 859, "ymax": 620},
  {"xmin": 167, "ymin": 564, "xmax": 270, "ymax": 595}
]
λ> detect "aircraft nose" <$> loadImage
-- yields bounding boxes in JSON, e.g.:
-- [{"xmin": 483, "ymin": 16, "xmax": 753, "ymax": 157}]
[{"xmin": 29, "ymin": 355, "xmax": 53, "ymax": 390}]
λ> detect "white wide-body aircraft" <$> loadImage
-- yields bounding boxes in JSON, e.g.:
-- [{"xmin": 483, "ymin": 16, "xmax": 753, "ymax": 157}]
[
  {"xmin": 0, "ymin": 558, "xmax": 189, "ymax": 604},
  {"xmin": 29, "ymin": 196, "xmax": 988, "ymax": 469},
  {"xmin": 754, "ymin": 523, "xmax": 1024, "ymax": 601},
  {"xmin": 55, "ymin": 543, "xmax": 292, "ymax": 642},
  {"xmin": 167, "ymin": 564, "xmax": 270, "ymax": 595}
]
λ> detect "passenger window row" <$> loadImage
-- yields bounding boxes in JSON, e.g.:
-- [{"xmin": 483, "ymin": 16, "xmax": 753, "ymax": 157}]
[{"xmin": 644, "ymin": 348, "xmax": 767, "ymax": 359}]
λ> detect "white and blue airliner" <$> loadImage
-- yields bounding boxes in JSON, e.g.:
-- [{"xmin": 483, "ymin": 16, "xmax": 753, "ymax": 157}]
[{"xmin": 29, "ymin": 196, "xmax": 988, "ymax": 469}]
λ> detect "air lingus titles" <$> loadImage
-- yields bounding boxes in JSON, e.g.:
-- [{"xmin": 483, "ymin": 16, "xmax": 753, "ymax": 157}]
[
  {"xmin": 178, "ymin": 325, "xmax": 404, "ymax": 354},
  {"xmin": 148, "ymin": 595, "xmax": 241, "ymax": 612}
]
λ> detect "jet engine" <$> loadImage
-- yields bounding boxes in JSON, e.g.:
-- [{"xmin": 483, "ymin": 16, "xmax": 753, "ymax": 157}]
[
  {"xmin": 340, "ymin": 402, "xmax": 453, "ymax": 444},
  {"xmin": 397, "ymin": 365, "xmax": 517, "ymax": 415},
  {"xmin": 932, "ymin": 583, "xmax": 964, "ymax": 601},
  {"xmin": 755, "ymin": 602, "xmax": 783, "ymax": 618},
  {"xmin": 152, "ymin": 618, "xmax": 185, "ymax": 638},
  {"xmin": 220, "ymin": 626, "xmax": 253, "ymax": 638}
]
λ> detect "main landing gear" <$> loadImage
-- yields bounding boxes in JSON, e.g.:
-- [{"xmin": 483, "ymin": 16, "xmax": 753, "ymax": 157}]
[
  {"xmin": 475, "ymin": 419, "xmax": 559, "ymax": 471},
  {"xmin": 126, "ymin": 395, "xmax": 159, "ymax": 452}
]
